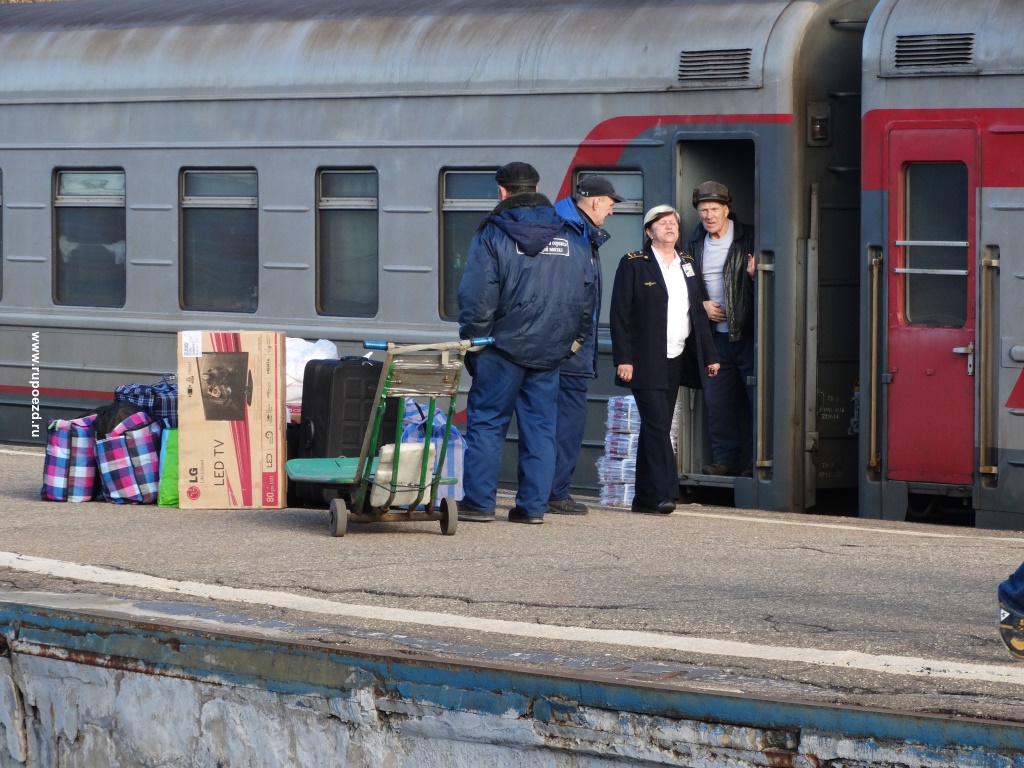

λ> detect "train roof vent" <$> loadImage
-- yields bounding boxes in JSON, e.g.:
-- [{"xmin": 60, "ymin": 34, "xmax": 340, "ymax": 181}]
[
  {"xmin": 894, "ymin": 33, "xmax": 974, "ymax": 69},
  {"xmin": 677, "ymin": 48, "xmax": 752, "ymax": 84}
]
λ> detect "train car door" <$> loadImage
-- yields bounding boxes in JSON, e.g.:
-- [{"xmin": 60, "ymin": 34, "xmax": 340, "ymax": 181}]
[{"xmin": 885, "ymin": 127, "xmax": 976, "ymax": 483}]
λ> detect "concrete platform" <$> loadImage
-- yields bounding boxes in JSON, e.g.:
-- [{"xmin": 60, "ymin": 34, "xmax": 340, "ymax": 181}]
[{"xmin": 3, "ymin": 445, "xmax": 1024, "ymax": 759}]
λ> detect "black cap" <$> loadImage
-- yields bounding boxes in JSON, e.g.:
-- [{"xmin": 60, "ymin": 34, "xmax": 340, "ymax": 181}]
[
  {"xmin": 692, "ymin": 180, "xmax": 732, "ymax": 208},
  {"xmin": 577, "ymin": 175, "xmax": 625, "ymax": 203},
  {"xmin": 495, "ymin": 161, "xmax": 540, "ymax": 187}
]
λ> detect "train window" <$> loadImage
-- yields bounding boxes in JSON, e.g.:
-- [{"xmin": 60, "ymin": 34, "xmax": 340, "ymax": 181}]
[
  {"xmin": 901, "ymin": 163, "xmax": 968, "ymax": 327},
  {"xmin": 576, "ymin": 170, "xmax": 644, "ymax": 325},
  {"xmin": 440, "ymin": 170, "xmax": 501, "ymax": 319},
  {"xmin": 0, "ymin": 172, "xmax": 3, "ymax": 299},
  {"xmin": 317, "ymin": 170, "xmax": 378, "ymax": 317},
  {"xmin": 53, "ymin": 170, "xmax": 126, "ymax": 308},
  {"xmin": 180, "ymin": 170, "xmax": 258, "ymax": 313}
]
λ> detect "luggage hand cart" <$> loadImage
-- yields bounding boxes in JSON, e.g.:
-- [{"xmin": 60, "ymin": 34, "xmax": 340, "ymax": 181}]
[{"xmin": 285, "ymin": 337, "xmax": 491, "ymax": 536}]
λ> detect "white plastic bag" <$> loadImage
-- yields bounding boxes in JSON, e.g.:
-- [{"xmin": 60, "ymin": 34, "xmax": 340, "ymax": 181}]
[{"xmin": 285, "ymin": 338, "xmax": 339, "ymax": 410}]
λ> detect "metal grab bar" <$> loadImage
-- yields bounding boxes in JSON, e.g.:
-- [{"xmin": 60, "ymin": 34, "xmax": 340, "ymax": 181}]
[
  {"xmin": 893, "ymin": 267, "xmax": 968, "ymax": 276},
  {"xmin": 756, "ymin": 252, "xmax": 774, "ymax": 472},
  {"xmin": 802, "ymin": 183, "xmax": 821, "ymax": 509},
  {"xmin": 980, "ymin": 249, "xmax": 1000, "ymax": 476},
  {"xmin": 868, "ymin": 247, "xmax": 883, "ymax": 471},
  {"xmin": 894, "ymin": 239, "xmax": 969, "ymax": 247}
]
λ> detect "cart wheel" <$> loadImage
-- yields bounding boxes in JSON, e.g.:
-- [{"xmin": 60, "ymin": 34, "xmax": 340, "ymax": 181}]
[
  {"xmin": 329, "ymin": 498, "xmax": 348, "ymax": 538},
  {"xmin": 439, "ymin": 497, "xmax": 457, "ymax": 536}
]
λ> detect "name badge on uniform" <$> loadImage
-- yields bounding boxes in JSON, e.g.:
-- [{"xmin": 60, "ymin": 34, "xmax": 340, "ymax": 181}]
[{"xmin": 682, "ymin": 263, "xmax": 695, "ymax": 277}]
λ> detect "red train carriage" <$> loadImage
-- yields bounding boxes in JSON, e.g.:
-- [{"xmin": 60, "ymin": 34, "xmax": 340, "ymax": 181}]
[{"xmin": 860, "ymin": 0, "xmax": 1024, "ymax": 528}]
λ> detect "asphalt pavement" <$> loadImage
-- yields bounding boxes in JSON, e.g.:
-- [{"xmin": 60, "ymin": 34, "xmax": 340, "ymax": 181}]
[{"xmin": 3, "ymin": 445, "xmax": 1024, "ymax": 722}]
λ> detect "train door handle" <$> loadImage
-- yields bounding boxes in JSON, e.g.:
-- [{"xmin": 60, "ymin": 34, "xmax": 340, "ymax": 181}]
[{"xmin": 952, "ymin": 341, "xmax": 975, "ymax": 376}]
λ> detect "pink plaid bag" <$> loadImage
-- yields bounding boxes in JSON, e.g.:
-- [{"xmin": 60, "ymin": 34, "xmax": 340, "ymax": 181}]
[
  {"xmin": 95, "ymin": 411, "xmax": 163, "ymax": 504},
  {"xmin": 41, "ymin": 414, "xmax": 100, "ymax": 502}
]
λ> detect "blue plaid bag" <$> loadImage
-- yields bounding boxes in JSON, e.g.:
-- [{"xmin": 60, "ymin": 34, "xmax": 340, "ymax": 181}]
[
  {"xmin": 115, "ymin": 374, "xmax": 177, "ymax": 427},
  {"xmin": 95, "ymin": 411, "xmax": 163, "ymax": 504},
  {"xmin": 41, "ymin": 414, "xmax": 99, "ymax": 502},
  {"xmin": 401, "ymin": 398, "xmax": 464, "ymax": 501}
]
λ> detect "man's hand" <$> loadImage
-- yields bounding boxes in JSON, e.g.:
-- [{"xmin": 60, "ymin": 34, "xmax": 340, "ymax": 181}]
[
  {"xmin": 703, "ymin": 300, "xmax": 726, "ymax": 323},
  {"xmin": 617, "ymin": 364, "xmax": 634, "ymax": 382}
]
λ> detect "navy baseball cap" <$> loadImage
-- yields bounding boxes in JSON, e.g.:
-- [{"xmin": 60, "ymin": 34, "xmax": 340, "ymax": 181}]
[{"xmin": 577, "ymin": 176, "xmax": 625, "ymax": 203}]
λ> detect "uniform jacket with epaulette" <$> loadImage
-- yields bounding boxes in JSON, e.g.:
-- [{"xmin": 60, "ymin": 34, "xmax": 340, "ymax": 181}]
[{"xmin": 609, "ymin": 242, "xmax": 718, "ymax": 390}]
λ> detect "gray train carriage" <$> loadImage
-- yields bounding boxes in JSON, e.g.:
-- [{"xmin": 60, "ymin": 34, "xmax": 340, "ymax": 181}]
[
  {"xmin": 860, "ymin": 0, "xmax": 1024, "ymax": 529},
  {"xmin": 0, "ymin": 0, "xmax": 873, "ymax": 514}
]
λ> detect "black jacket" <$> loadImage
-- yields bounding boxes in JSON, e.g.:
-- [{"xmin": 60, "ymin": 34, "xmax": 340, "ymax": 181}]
[
  {"xmin": 683, "ymin": 215, "xmax": 756, "ymax": 342},
  {"xmin": 609, "ymin": 243, "xmax": 718, "ymax": 390}
]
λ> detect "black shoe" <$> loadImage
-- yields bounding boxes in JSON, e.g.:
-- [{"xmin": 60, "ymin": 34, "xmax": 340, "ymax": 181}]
[
  {"xmin": 1000, "ymin": 600, "xmax": 1024, "ymax": 659},
  {"xmin": 630, "ymin": 500, "xmax": 676, "ymax": 515},
  {"xmin": 547, "ymin": 496, "xmax": 588, "ymax": 515},
  {"xmin": 508, "ymin": 509, "xmax": 544, "ymax": 525},
  {"xmin": 457, "ymin": 502, "xmax": 495, "ymax": 523},
  {"xmin": 702, "ymin": 462, "xmax": 738, "ymax": 476}
]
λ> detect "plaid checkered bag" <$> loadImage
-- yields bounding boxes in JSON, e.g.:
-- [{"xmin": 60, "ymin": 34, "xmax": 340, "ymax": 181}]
[
  {"xmin": 95, "ymin": 411, "xmax": 163, "ymax": 504},
  {"xmin": 401, "ymin": 398, "xmax": 464, "ymax": 502},
  {"xmin": 41, "ymin": 414, "xmax": 100, "ymax": 502},
  {"xmin": 115, "ymin": 374, "xmax": 177, "ymax": 427}
]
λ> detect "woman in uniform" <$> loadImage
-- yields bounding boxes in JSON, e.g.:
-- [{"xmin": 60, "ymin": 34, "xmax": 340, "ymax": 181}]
[{"xmin": 609, "ymin": 205, "xmax": 720, "ymax": 514}]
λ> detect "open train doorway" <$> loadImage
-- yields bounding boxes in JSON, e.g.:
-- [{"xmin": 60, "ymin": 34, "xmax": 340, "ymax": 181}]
[{"xmin": 675, "ymin": 139, "xmax": 756, "ymax": 494}]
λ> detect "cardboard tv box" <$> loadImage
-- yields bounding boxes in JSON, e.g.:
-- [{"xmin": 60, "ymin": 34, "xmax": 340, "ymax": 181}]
[{"xmin": 176, "ymin": 330, "xmax": 286, "ymax": 509}]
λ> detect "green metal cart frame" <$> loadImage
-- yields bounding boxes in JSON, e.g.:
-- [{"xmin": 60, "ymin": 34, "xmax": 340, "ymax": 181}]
[{"xmin": 285, "ymin": 337, "xmax": 490, "ymax": 536}]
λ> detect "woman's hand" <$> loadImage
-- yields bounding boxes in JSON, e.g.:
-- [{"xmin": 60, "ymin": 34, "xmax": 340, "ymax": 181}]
[
  {"xmin": 706, "ymin": 363, "xmax": 720, "ymax": 377},
  {"xmin": 617, "ymin": 364, "xmax": 634, "ymax": 382}
]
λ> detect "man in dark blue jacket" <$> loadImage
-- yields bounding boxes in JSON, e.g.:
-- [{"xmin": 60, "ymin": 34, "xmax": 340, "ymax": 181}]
[
  {"xmin": 457, "ymin": 162, "xmax": 596, "ymax": 524},
  {"xmin": 548, "ymin": 176, "xmax": 621, "ymax": 515}
]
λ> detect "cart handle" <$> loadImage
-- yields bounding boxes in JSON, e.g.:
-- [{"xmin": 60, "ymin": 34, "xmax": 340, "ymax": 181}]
[{"xmin": 362, "ymin": 337, "xmax": 493, "ymax": 352}]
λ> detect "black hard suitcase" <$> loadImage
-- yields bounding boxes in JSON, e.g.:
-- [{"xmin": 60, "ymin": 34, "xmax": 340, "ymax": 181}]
[{"xmin": 289, "ymin": 357, "xmax": 399, "ymax": 508}]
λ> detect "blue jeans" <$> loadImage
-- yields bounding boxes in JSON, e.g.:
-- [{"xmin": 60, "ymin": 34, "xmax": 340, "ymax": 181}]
[
  {"xmin": 703, "ymin": 331, "xmax": 756, "ymax": 468},
  {"xmin": 551, "ymin": 373, "xmax": 588, "ymax": 501},
  {"xmin": 460, "ymin": 348, "xmax": 559, "ymax": 517},
  {"xmin": 1000, "ymin": 561, "xmax": 1024, "ymax": 612}
]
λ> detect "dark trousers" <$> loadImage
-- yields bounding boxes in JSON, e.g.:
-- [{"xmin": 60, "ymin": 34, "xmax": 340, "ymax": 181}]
[
  {"xmin": 631, "ymin": 354, "xmax": 684, "ymax": 509},
  {"xmin": 703, "ymin": 331, "xmax": 756, "ymax": 468},
  {"xmin": 1000, "ymin": 561, "xmax": 1024, "ymax": 612},
  {"xmin": 551, "ymin": 373, "xmax": 588, "ymax": 501}
]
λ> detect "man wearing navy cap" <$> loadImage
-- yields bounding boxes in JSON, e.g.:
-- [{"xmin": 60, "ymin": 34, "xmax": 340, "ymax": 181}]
[
  {"xmin": 548, "ymin": 175, "xmax": 623, "ymax": 515},
  {"xmin": 457, "ymin": 162, "xmax": 597, "ymax": 524}
]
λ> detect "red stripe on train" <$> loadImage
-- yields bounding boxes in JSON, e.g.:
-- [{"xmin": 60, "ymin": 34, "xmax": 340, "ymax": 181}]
[
  {"xmin": 863, "ymin": 108, "xmax": 1024, "ymax": 190},
  {"xmin": 0, "ymin": 384, "xmax": 111, "ymax": 401},
  {"xmin": 556, "ymin": 113, "xmax": 792, "ymax": 199},
  {"xmin": 1007, "ymin": 369, "xmax": 1024, "ymax": 410}
]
